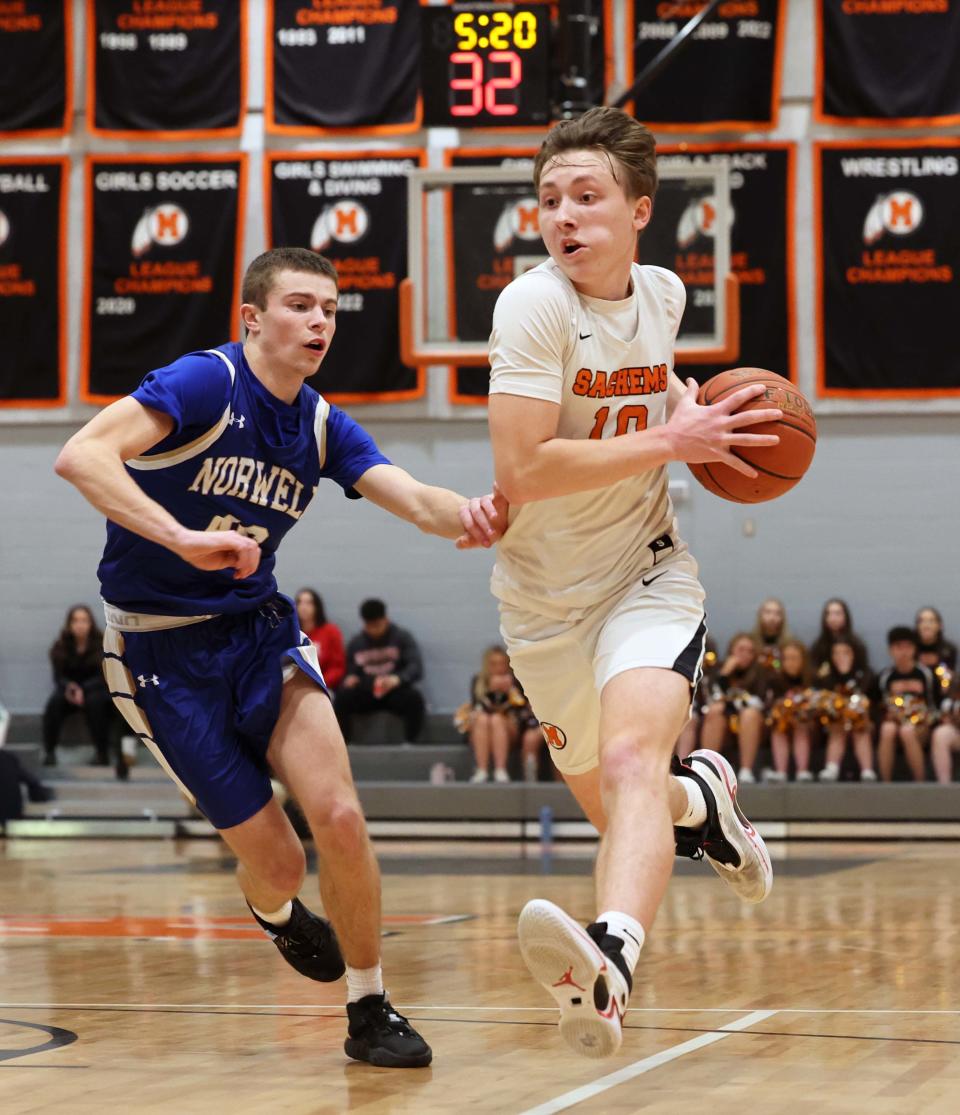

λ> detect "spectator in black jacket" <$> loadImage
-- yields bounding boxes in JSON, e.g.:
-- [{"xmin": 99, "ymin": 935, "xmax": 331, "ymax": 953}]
[
  {"xmin": 335, "ymin": 599, "xmax": 426, "ymax": 742},
  {"xmin": 874, "ymin": 626, "xmax": 939, "ymax": 782},
  {"xmin": 42, "ymin": 605, "xmax": 117, "ymax": 767}
]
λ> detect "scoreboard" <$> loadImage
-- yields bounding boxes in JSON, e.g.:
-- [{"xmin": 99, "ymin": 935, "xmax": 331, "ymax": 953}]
[{"xmin": 420, "ymin": 4, "xmax": 552, "ymax": 128}]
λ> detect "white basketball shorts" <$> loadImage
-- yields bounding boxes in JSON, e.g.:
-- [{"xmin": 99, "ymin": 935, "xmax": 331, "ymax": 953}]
[{"xmin": 500, "ymin": 540, "xmax": 707, "ymax": 777}]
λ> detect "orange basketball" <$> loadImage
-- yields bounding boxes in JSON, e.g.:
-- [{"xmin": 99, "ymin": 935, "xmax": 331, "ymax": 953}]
[{"xmin": 687, "ymin": 368, "xmax": 817, "ymax": 504}]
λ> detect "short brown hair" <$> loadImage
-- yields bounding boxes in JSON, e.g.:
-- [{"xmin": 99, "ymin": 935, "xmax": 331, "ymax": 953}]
[
  {"xmin": 532, "ymin": 107, "xmax": 658, "ymax": 201},
  {"xmin": 241, "ymin": 247, "xmax": 338, "ymax": 308}
]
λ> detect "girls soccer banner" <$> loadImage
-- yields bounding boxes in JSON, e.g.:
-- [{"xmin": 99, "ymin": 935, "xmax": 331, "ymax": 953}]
[
  {"xmin": 816, "ymin": 140, "xmax": 960, "ymax": 399},
  {"xmin": 266, "ymin": 0, "xmax": 419, "ymax": 134},
  {"xmin": 0, "ymin": 159, "xmax": 68, "ymax": 408},
  {"xmin": 625, "ymin": 0, "xmax": 786, "ymax": 131},
  {"xmin": 82, "ymin": 155, "xmax": 247, "ymax": 404},
  {"xmin": 654, "ymin": 143, "xmax": 795, "ymax": 386},
  {"xmin": 816, "ymin": 1, "xmax": 960, "ymax": 126},
  {"xmin": 0, "ymin": 2, "xmax": 71, "ymax": 137},
  {"xmin": 88, "ymin": 0, "xmax": 245, "ymax": 137},
  {"xmin": 446, "ymin": 149, "xmax": 541, "ymax": 405},
  {"xmin": 266, "ymin": 150, "xmax": 425, "ymax": 403}
]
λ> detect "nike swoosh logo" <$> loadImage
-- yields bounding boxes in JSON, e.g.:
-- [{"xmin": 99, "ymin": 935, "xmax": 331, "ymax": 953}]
[
  {"xmin": 641, "ymin": 571, "xmax": 667, "ymax": 587},
  {"xmin": 579, "ymin": 332, "xmax": 592, "ymax": 340}
]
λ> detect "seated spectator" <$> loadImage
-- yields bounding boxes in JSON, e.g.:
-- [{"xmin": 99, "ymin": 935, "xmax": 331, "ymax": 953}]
[
  {"xmin": 765, "ymin": 640, "xmax": 815, "ymax": 783},
  {"xmin": 750, "ymin": 597, "xmax": 791, "ymax": 672},
  {"xmin": 335, "ymin": 598, "xmax": 425, "ymax": 742},
  {"xmin": 808, "ymin": 598, "xmax": 869, "ymax": 677},
  {"xmin": 818, "ymin": 639, "xmax": 876, "ymax": 782},
  {"xmin": 295, "ymin": 588, "xmax": 346, "ymax": 691},
  {"xmin": 915, "ymin": 606, "xmax": 957, "ymax": 697},
  {"xmin": 675, "ymin": 637, "xmax": 718, "ymax": 761},
  {"xmin": 874, "ymin": 626, "xmax": 939, "ymax": 782},
  {"xmin": 0, "ymin": 694, "xmax": 54, "ymax": 820},
  {"xmin": 700, "ymin": 632, "xmax": 768, "ymax": 783},
  {"xmin": 42, "ymin": 605, "xmax": 117, "ymax": 768},
  {"xmin": 457, "ymin": 646, "xmax": 534, "ymax": 783},
  {"xmin": 931, "ymin": 675, "xmax": 960, "ymax": 785}
]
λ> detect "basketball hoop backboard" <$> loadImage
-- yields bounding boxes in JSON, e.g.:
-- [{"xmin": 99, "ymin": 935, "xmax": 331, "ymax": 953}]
[{"xmin": 401, "ymin": 161, "xmax": 738, "ymax": 369}]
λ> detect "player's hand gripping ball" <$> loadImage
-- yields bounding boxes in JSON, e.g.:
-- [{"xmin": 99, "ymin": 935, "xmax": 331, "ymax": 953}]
[{"xmin": 688, "ymin": 368, "xmax": 817, "ymax": 503}]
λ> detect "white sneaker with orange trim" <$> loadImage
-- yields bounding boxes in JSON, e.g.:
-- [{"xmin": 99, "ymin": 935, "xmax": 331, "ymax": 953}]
[{"xmin": 517, "ymin": 899, "xmax": 630, "ymax": 1059}]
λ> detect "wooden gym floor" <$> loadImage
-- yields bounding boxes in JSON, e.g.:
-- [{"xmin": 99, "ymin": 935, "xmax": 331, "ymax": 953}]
[{"xmin": 0, "ymin": 838, "xmax": 958, "ymax": 1114}]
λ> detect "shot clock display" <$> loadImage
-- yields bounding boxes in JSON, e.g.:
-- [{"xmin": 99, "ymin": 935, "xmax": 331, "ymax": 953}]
[{"xmin": 420, "ymin": 3, "xmax": 551, "ymax": 128}]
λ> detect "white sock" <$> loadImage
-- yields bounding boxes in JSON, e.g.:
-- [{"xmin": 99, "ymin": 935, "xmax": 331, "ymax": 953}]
[
  {"xmin": 347, "ymin": 963, "xmax": 384, "ymax": 1003},
  {"xmin": 597, "ymin": 910, "xmax": 645, "ymax": 978},
  {"xmin": 674, "ymin": 773, "xmax": 708, "ymax": 828},
  {"xmin": 252, "ymin": 900, "xmax": 293, "ymax": 927}
]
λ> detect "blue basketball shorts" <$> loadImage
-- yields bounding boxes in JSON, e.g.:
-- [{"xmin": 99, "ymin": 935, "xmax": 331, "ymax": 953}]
[{"xmin": 102, "ymin": 593, "xmax": 327, "ymax": 830}]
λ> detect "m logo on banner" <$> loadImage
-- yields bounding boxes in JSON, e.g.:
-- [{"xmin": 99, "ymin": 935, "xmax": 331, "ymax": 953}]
[
  {"xmin": 493, "ymin": 197, "xmax": 540, "ymax": 252},
  {"xmin": 131, "ymin": 203, "xmax": 190, "ymax": 257},
  {"xmin": 863, "ymin": 191, "xmax": 924, "ymax": 245},
  {"xmin": 678, "ymin": 195, "xmax": 735, "ymax": 248},
  {"xmin": 310, "ymin": 200, "xmax": 370, "ymax": 251}
]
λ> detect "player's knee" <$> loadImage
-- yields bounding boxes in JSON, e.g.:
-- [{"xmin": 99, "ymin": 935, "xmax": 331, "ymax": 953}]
[
  {"xmin": 600, "ymin": 731, "xmax": 665, "ymax": 791},
  {"xmin": 310, "ymin": 796, "xmax": 368, "ymax": 857}
]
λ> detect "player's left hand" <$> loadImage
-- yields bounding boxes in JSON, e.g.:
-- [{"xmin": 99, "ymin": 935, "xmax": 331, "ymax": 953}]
[{"xmin": 455, "ymin": 483, "xmax": 510, "ymax": 550}]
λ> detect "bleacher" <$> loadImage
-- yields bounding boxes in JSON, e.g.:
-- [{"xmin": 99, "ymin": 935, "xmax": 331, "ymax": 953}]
[{"xmin": 4, "ymin": 712, "xmax": 960, "ymax": 842}]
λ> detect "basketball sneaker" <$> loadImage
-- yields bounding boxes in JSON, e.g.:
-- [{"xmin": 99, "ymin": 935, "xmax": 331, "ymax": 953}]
[
  {"xmin": 517, "ymin": 898, "xmax": 631, "ymax": 1059},
  {"xmin": 248, "ymin": 898, "xmax": 345, "ymax": 982},
  {"xmin": 672, "ymin": 750, "xmax": 773, "ymax": 905},
  {"xmin": 344, "ymin": 993, "xmax": 433, "ymax": 1068}
]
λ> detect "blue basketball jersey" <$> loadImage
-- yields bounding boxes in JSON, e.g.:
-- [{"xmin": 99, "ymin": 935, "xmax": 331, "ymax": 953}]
[{"xmin": 98, "ymin": 342, "xmax": 390, "ymax": 615}]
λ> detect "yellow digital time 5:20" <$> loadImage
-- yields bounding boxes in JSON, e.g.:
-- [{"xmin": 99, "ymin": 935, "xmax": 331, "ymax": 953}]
[{"xmin": 420, "ymin": 3, "xmax": 550, "ymax": 127}]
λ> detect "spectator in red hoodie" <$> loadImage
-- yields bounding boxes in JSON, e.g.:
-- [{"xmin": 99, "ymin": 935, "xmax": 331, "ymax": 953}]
[{"xmin": 296, "ymin": 588, "xmax": 346, "ymax": 691}]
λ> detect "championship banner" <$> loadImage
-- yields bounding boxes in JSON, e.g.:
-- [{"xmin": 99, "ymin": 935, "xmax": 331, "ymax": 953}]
[
  {"xmin": 625, "ymin": 0, "xmax": 786, "ymax": 131},
  {"xmin": 816, "ymin": 140, "xmax": 960, "ymax": 398},
  {"xmin": 815, "ymin": 1, "xmax": 960, "ymax": 126},
  {"xmin": 266, "ymin": 0, "xmax": 419, "ymax": 134},
  {"xmin": 0, "ymin": 2, "xmax": 71, "ymax": 137},
  {"xmin": 0, "ymin": 159, "xmax": 68, "ymax": 408},
  {"xmin": 87, "ymin": 0, "xmax": 245, "ymax": 138},
  {"xmin": 82, "ymin": 155, "xmax": 247, "ymax": 404},
  {"xmin": 266, "ymin": 150, "xmax": 425, "ymax": 403},
  {"xmin": 654, "ymin": 143, "xmax": 795, "ymax": 386},
  {"xmin": 446, "ymin": 149, "xmax": 541, "ymax": 405}
]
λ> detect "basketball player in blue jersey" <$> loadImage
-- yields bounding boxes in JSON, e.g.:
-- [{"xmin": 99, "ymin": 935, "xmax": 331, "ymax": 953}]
[{"xmin": 54, "ymin": 247, "xmax": 506, "ymax": 1069}]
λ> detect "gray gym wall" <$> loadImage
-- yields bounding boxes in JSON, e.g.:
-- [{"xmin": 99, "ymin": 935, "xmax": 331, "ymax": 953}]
[{"xmin": 1, "ymin": 2, "xmax": 958, "ymax": 714}]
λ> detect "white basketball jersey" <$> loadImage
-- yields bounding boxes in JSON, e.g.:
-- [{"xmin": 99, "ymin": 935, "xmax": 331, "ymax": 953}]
[{"xmin": 488, "ymin": 259, "xmax": 686, "ymax": 618}]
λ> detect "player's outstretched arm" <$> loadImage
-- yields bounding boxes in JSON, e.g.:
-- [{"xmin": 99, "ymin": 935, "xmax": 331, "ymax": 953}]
[
  {"xmin": 490, "ymin": 380, "xmax": 782, "ymax": 505},
  {"xmin": 54, "ymin": 397, "xmax": 260, "ymax": 580},
  {"xmin": 352, "ymin": 464, "xmax": 508, "ymax": 549}
]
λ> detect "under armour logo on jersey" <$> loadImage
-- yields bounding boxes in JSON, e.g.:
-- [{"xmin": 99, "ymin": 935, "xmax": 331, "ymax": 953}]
[
  {"xmin": 138, "ymin": 674, "xmax": 160, "ymax": 687},
  {"xmin": 229, "ymin": 413, "xmax": 246, "ymax": 429}
]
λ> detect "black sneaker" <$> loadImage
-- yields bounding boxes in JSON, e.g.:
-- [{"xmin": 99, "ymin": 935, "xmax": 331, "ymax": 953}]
[
  {"xmin": 249, "ymin": 897, "xmax": 345, "ymax": 982},
  {"xmin": 344, "ymin": 993, "xmax": 432, "ymax": 1068}
]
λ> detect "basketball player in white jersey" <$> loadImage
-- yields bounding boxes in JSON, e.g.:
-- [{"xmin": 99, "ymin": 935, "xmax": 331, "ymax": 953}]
[{"xmin": 487, "ymin": 107, "xmax": 777, "ymax": 1058}]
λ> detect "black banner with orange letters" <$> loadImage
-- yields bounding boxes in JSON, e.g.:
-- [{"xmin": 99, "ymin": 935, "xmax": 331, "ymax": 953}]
[
  {"xmin": 0, "ymin": 159, "xmax": 68, "ymax": 407},
  {"xmin": 626, "ymin": 0, "xmax": 786, "ymax": 131},
  {"xmin": 445, "ymin": 149, "xmax": 542, "ymax": 404},
  {"xmin": 266, "ymin": 0, "xmax": 419, "ymax": 134},
  {"xmin": 816, "ymin": 140, "xmax": 960, "ymax": 398},
  {"xmin": 816, "ymin": 0, "xmax": 960, "ymax": 126},
  {"xmin": 0, "ymin": 1, "xmax": 71, "ymax": 137},
  {"xmin": 652, "ymin": 143, "xmax": 795, "ymax": 385},
  {"xmin": 266, "ymin": 150, "xmax": 425, "ymax": 403},
  {"xmin": 88, "ymin": 0, "xmax": 245, "ymax": 138},
  {"xmin": 82, "ymin": 155, "xmax": 246, "ymax": 403}
]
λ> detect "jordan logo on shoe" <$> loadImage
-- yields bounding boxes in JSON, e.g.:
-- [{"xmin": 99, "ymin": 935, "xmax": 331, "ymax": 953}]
[{"xmin": 552, "ymin": 966, "xmax": 586, "ymax": 992}]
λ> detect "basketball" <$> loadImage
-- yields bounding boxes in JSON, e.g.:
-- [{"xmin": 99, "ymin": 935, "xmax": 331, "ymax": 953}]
[{"xmin": 687, "ymin": 368, "xmax": 817, "ymax": 504}]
